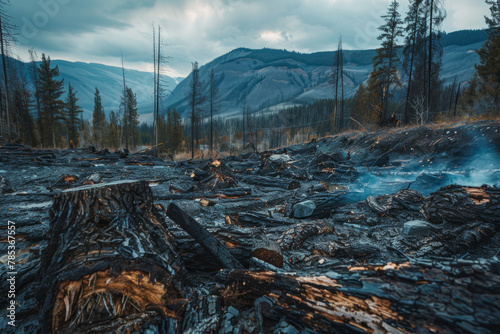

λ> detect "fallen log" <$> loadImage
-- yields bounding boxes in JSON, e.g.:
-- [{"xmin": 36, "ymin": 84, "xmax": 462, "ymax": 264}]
[
  {"xmin": 157, "ymin": 187, "xmax": 252, "ymax": 201},
  {"xmin": 240, "ymin": 175, "xmax": 301, "ymax": 190},
  {"xmin": 37, "ymin": 180, "xmax": 185, "ymax": 334},
  {"xmin": 166, "ymin": 202, "xmax": 244, "ymax": 270},
  {"xmin": 216, "ymin": 259, "xmax": 500, "ymax": 333},
  {"xmin": 171, "ymin": 226, "xmax": 254, "ymax": 271},
  {"xmin": 422, "ymin": 185, "xmax": 500, "ymax": 225},
  {"xmin": 225, "ymin": 212, "xmax": 295, "ymax": 228},
  {"xmin": 291, "ymin": 191, "xmax": 366, "ymax": 218}
]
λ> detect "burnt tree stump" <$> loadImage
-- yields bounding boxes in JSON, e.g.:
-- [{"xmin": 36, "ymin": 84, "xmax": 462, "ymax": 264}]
[{"xmin": 38, "ymin": 180, "xmax": 185, "ymax": 334}]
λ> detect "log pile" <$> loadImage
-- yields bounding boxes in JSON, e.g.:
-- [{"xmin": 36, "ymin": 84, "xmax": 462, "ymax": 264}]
[{"xmin": 2, "ymin": 121, "xmax": 500, "ymax": 333}]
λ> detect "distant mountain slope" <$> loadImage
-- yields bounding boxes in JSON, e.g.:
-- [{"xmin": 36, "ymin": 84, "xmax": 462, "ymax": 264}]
[
  {"xmin": 51, "ymin": 60, "xmax": 178, "ymax": 119},
  {"xmin": 1, "ymin": 57, "xmax": 178, "ymax": 120},
  {"xmin": 164, "ymin": 29, "xmax": 488, "ymax": 119}
]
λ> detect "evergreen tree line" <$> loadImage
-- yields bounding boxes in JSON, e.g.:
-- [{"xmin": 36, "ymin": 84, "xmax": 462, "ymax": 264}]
[
  {"xmin": 182, "ymin": 0, "xmax": 499, "ymax": 156},
  {"xmin": 1, "ymin": 0, "xmax": 498, "ymax": 155},
  {"xmin": 351, "ymin": 0, "xmax": 499, "ymax": 128},
  {"xmin": 0, "ymin": 50, "xmax": 155, "ymax": 151},
  {"xmin": 139, "ymin": 108, "xmax": 184, "ymax": 154}
]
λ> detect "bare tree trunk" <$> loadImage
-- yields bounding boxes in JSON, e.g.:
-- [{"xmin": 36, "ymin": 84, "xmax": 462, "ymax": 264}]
[
  {"xmin": 121, "ymin": 53, "xmax": 128, "ymax": 150},
  {"xmin": 156, "ymin": 25, "xmax": 161, "ymax": 157},
  {"xmin": 0, "ymin": 15, "xmax": 11, "ymax": 137},
  {"xmin": 404, "ymin": 2, "xmax": 420, "ymax": 124},
  {"xmin": 427, "ymin": 0, "xmax": 434, "ymax": 122}
]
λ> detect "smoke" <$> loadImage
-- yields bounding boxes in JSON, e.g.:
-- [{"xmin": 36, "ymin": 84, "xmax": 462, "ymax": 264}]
[{"xmin": 346, "ymin": 130, "xmax": 500, "ymax": 198}]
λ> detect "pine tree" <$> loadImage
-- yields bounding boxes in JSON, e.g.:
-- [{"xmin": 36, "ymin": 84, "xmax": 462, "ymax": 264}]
[
  {"xmin": 171, "ymin": 109, "xmax": 183, "ymax": 153},
  {"xmin": 107, "ymin": 110, "xmax": 120, "ymax": 149},
  {"xmin": 37, "ymin": 54, "xmax": 65, "ymax": 148},
  {"xmin": 11, "ymin": 67, "xmax": 35, "ymax": 146},
  {"xmin": 124, "ymin": 86, "xmax": 139, "ymax": 151},
  {"xmin": 475, "ymin": 0, "xmax": 500, "ymax": 108},
  {"xmin": 372, "ymin": 0, "xmax": 404, "ymax": 126},
  {"xmin": 65, "ymin": 82, "xmax": 83, "ymax": 147},
  {"xmin": 92, "ymin": 87, "xmax": 106, "ymax": 148},
  {"xmin": 29, "ymin": 49, "xmax": 44, "ymax": 147}
]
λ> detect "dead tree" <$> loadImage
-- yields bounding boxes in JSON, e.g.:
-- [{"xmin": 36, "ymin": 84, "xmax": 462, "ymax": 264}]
[{"xmin": 37, "ymin": 180, "xmax": 185, "ymax": 333}]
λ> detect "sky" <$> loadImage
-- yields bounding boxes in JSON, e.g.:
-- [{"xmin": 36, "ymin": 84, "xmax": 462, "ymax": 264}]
[{"xmin": 7, "ymin": 0, "xmax": 491, "ymax": 78}]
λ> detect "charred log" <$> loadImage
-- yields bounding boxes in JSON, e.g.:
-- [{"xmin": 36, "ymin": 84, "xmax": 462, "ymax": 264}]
[
  {"xmin": 157, "ymin": 187, "xmax": 252, "ymax": 201},
  {"xmin": 225, "ymin": 212, "xmax": 295, "ymax": 228},
  {"xmin": 240, "ymin": 175, "xmax": 301, "ymax": 190},
  {"xmin": 217, "ymin": 260, "xmax": 500, "ymax": 333},
  {"xmin": 166, "ymin": 202, "xmax": 244, "ymax": 270},
  {"xmin": 422, "ymin": 185, "xmax": 500, "ymax": 225}
]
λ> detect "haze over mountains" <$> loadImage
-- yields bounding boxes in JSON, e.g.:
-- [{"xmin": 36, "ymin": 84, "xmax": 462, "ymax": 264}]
[{"xmin": 10, "ymin": 29, "xmax": 487, "ymax": 123}]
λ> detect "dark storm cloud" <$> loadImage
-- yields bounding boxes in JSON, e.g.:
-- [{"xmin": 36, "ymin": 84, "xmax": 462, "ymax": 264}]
[{"xmin": 8, "ymin": 0, "xmax": 491, "ymax": 77}]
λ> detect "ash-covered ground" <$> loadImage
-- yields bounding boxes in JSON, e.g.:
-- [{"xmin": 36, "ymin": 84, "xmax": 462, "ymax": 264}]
[{"xmin": 1, "ymin": 121, "xmax": 500, "ymax": 333}]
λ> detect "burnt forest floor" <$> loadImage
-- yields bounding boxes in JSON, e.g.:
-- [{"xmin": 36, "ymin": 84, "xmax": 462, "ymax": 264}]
[{"xmin": 1, "ymin": 120, "xmax": 500, "ymax": 332}]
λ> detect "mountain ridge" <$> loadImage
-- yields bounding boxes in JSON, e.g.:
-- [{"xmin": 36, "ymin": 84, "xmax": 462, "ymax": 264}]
[{"xmin": 163, "ymin": 29, "xmax": 488, "ymax": 120}]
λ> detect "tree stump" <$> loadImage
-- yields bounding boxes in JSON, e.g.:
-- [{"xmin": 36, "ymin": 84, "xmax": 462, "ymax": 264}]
[{"xmin": 38, "ymin": 180, "xmax": 185, "ymax": 333}]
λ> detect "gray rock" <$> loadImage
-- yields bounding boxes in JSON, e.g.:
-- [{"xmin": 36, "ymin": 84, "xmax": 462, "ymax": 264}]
[
  {"xmin": 403, "ymin": 220, "xmax": 441, "ymax": 236},
  {"xmin": 292, "ymin": 200, "xmax": 316, "ymax": 218},
  {"xmin": 269, "ymin": 154, "xmax": 291, "ymax": 164}
]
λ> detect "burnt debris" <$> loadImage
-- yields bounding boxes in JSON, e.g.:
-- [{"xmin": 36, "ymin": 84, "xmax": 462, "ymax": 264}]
[{"xmin": 1, "ymin": 121, "xmax": 500, "ymax": 333}]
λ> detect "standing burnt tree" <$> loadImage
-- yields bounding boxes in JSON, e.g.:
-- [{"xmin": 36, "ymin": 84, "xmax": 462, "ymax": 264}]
[
  {"xmin": 189, "ymin": 61, "xmax": 204, "ymax": 158},
  {"xmin": 331, "ymin": 36, "xmax": 344, "ymax": 132},
  {"xmin": 371, "ymin": 0, "xmax": 404, "ymax": 126},
  {"xmin": 0, "ymin": 0, "xmax": 15, "ymax": 138},
  {"xmin": 403, "ymin": 0, "xmax": 445, "ymax": 123},
  {"xmin": 209, "ymin": 68, "xmax": 219, "ymax": 156}
]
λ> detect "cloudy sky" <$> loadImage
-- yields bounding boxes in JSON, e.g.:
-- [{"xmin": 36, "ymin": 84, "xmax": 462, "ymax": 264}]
[{"xmin": 8, "ymin": 0, "xmax": 491, "ymax": 77}]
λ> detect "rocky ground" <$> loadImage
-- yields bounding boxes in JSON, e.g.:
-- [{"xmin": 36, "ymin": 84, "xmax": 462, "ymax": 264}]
[{"xmin": 1, "ymin": 120, "xmax": 500, "ymax": 333}]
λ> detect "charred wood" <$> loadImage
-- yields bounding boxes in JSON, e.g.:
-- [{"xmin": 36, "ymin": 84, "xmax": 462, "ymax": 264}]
[
  {"xmin": 239, "ymin": 175, "xmax": 301, "ymax": 190},
  {"xmin": 423, "ymin": 185, "xmax": 500, "ymax": 225},
  {"xmin": 166, "ymin": 202, "xmax": 244, "ymax": 270},
  {"xmin": 217, "ymin": 260, "xmax": 500, "ymax": 333},
  {"xmin": 37, "ymin": 180, "xmax": 184, "ymax": 333}
]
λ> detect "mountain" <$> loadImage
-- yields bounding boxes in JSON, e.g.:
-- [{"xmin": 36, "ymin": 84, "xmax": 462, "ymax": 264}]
[
  {"xmin": 2, "ymin": 57, "xmax": 179, "ymax": 120},
  {"xmin": 163, "ymin": 29, "xmax": 488, "ymax": 119}
]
